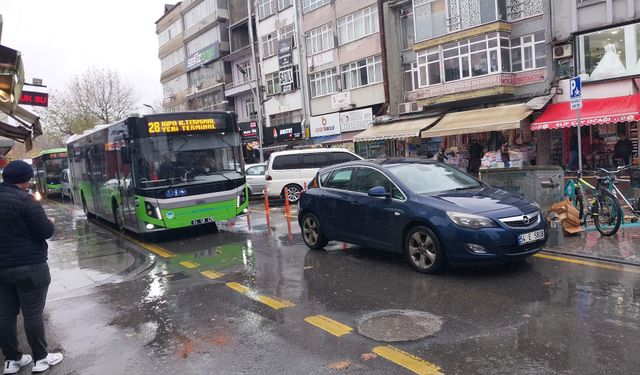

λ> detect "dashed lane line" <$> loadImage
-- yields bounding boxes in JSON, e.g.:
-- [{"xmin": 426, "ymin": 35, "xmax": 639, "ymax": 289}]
[
  {"xmin": 179, "ymin": 261, "xmax": 200, "ymax": 269},
  {"xmin": 373, "ymin": 346, "xmax": 444, "ymax": 375},
  {"xmin": 304, "ymin": 315, "xmax": 353, "ymax": 337},
  {"xmin": 535, "ymin": 253, "xmax": 640, "ymax": 274},
  {"xmin": 200, "ymin": 270, "xmax": 224, "ymax": 279},
  {"xmin": 225, "ymin": 282, "xmax": 296, "ymax": 310}
]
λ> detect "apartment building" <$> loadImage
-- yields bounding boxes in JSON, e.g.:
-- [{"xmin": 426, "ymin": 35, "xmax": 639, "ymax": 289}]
[
  {"xmin": 300, "ymin": 0, "xmax": 382, "ymax": 150},
  {"xmin": 530, "ymin": 0, "xmax": 640, "ymax": 167},
  {"xmin": 156, "ymin": 0, "xmax": 231, "ymax": 113},
  {"xmin": 255, "ymin": 0, "xmax": 304, "ymax": 146},
  {"xmin": 223, "ymin": 0, "xmax": 260, "ymax": 146}
]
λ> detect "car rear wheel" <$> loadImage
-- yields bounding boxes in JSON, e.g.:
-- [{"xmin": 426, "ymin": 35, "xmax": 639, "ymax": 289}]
[
  {"xmin": 301, "ymin": 213, "xmax": 328, "ymax": 250},
  {"xmin": 405, "ymin": 226, "xmax": 445, "ymax": 274},
  {"xmin": 283, "ymin": 184, "xmax": 302, "ymax": 204}
]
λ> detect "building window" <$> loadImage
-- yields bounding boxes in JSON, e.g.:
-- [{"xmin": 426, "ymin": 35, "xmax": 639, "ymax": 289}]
[
  {"xmin": 163, "ymin": 75, "xmax": 188, "ymax": 97},
  {"xmin": 184, "ymin": 0, "xmax": 217, "ymax": 30},
  {"xmin": 306, "ymin": 23, "xmax": 334, "ymax": 55},
  {"xmin": 161, "ymin": 47, "xmax": 185, "ymax": 72},
  {"xmin": 235, "ymin": 60, "xmax": 253, "ymax": 84},
  {"xmin": 258, "ymin": 0, "xmax": 277, "ymax": 19},
  {"xmin": 280, "ymin": 24, "xmax": 295, "ymax": 47},
  {"xmin": 416, "ymin": 48, "xmax": 441, "ymax": 86},
  {"xmin": 337, "ymin": 5, "xmax": 379, "ymax": 45},
  {"xmin": 341, "ymin": 55, "xmax": 382, "ymax": 90},
  {"xmin": 511, "ymin": 31, "xmax": 546, "ymax": 72},
  {"xmin": 413, "ymin": 0, "xmax": 446, "ymax": 42},
  {"xmin": 158, "ymin": 19, "xmax": 183, "ymax": 47},
  {"xmin": 303, "ymin": 0, "xmax": 330, "ymax": 14},
  {"xmin": 310, "ymin": 68, "xmax": 338, "ymax": 97},
  {"xmin": 239, "ymin": 96, "xmax": 255, "ymax": 120},
  {"xmin": 399, "ymin": 6, "xmax": 414, "ymax": 50},
  {"xmin": 188, "ymin": 61, "xmax": 225, "ymax": 88},
  {"xmin": 403, "ymin": 62, "xmax": 419, "ymax": 92},
  {"xmin": 270, "ymin": 110, "xmax": 303, "ymax": 126},
  {"xmin": 577, "ymin": 22, "xmax": 640, "ymax": 80},
  {"xmin": 262, "ymin": 32, "xmax": 278, "ymax": 58},
  {"xmin": 266, "ymin": 72, "xmax": 281, "ymax": 96},
  {"xmin": 278, "ymin": 0, "xmax": 292, "ymax": 10},
  {"xmin": 186, "ymin": 27, "xmax": 220, "ymax": 55}
]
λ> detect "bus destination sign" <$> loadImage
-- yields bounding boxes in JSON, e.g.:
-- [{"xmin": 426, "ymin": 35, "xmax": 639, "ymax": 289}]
[{"xmin": 147, "ymin": 118, "xmax": 216, "ymax": 135}]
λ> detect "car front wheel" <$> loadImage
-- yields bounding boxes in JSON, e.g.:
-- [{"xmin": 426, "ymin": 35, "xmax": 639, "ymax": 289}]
[
  {"xmin": 405, "ymin": 226, "xmax": 446, "ymax": 274},
  {"xmin": 301, "ymin": 213, "xmax": 328, "ymax": 250}
]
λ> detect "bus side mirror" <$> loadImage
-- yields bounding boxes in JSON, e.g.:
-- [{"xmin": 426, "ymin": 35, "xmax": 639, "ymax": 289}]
[{"xmin": 120, "ymin": 146, "xmax": 132, "ymax": 164}]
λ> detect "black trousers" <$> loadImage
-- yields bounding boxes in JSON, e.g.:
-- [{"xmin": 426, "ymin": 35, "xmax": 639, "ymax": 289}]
[{"xmin": 0, "ymin": 262, "xmax": 51, "ymax": 361}]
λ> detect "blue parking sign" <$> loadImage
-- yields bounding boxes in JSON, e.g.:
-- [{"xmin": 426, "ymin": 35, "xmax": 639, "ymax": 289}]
[{"xmin": 570, "ymin": 76, "xmax": 582, "ymax": 110}]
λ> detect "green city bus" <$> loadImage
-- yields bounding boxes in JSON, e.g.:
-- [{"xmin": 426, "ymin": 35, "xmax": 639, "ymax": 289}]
[
  {"xmin": 66, "ymin": 111, "xmax": 249, "ymax": 235},
  {"xmin": 32, "ymin": 148, "xmax": 68, "ymax": 198}
]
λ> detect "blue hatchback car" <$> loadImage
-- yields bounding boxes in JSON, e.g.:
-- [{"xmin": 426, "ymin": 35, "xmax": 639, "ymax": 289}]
[{"xmin": 298, "ymin": 158, "xmax": 547, "ymax": 274}]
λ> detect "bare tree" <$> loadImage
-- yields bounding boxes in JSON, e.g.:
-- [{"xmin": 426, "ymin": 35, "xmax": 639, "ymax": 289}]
[{"xmin": 44, "ymin": 67, "xmax": 138, "ymax": 135}]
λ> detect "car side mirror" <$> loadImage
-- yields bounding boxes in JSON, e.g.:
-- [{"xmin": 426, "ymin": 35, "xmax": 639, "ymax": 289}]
[{"xmin": 368, "ymin": 186, "xmax": 391, "ymax": 198}]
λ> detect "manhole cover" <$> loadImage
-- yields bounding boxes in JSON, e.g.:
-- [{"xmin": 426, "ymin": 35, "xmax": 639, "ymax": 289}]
[{"xmin": 357, "ymin": 310, "xmax": 443, "ymax": 342}]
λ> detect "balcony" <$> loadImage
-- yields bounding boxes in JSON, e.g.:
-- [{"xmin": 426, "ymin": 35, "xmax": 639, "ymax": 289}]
[{"xmin": 225, "ymin": 79, "xmax": 255, "ymax": 97}]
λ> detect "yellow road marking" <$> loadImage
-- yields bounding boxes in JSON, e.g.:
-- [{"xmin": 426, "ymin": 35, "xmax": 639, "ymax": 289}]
[
  {"xmin": 102, "ymin": 225, "xmax": 176, "ymax": 258},
  {"xmin": 225, "ymin": 282, "xmax": 295, "ymax": 309},
  {"xmin": 535, "ymin": 253, "xmax": 640, "ymax": 274},
  {"xmin": 304, "ymin": 315, "xmax": 353, "ymax": 337},
  {"xmin": 180, "ymin": 261, "xmax": 199, "ymax": 269},
  {"xmin": 373, "ymin": 346, "xmax": 444, "ymax": 375},
  {"xmin": 256, "ymin": 295, "xmax": 296, "ymax": 310},
  {"xmin": 226, "ymin": 282, "xmax": 250, "ymax": 293},
  {"xmin": 201, "ymin": 270, "xmax": 224, "ymax": 279}
]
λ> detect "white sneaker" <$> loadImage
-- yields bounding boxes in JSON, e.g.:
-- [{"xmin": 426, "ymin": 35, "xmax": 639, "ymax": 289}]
[
  {"xmin": 31, "ymin": 353, "xmax": 63, "ymax": 373},
  {"xmin": 4, "ymin": 355, "xmax": 32, "ymax": 374}
]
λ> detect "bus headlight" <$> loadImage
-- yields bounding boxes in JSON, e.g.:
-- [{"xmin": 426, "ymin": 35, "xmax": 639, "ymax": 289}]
[
  {"xmin": 144, "ymin": 201, "xmax": 162, "ymax": 220},
  {"xmin": 237, "ymin": 188, "xmax": 247, "ymax": 208}
]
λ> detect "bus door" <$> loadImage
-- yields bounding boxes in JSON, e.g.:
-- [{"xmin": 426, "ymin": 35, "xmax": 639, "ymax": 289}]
[{"xmin": 116, "ymin": 143, "xmax": 137, "ymax": 228}]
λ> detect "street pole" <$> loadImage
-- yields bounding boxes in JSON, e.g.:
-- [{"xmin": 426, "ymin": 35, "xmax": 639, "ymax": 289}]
[
  {"xmin": 247, "ymin": 0, "xmax": 264, "ymax": 163},
  {"xmin": 577, "ymin": 108, "xmax": 582, "ymax": 173},
  {"xmin": 292, "ymin": 0, "xmax": 312, "ymax": 140}
]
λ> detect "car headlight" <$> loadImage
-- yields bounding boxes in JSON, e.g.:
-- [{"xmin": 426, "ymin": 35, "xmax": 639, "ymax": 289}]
[{"xmin": 446, "ymin": 211, "xmax": 497, "ymax": 229}]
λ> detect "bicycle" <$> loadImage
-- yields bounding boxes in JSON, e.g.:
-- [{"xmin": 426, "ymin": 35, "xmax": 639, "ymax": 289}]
[
  {"xmin": 599, "ymin": 165, "xmax": 640, "ymax": 225},
  {"xmin": 564, "ymin": 169, "xmax": 622, "ymax": 237}
]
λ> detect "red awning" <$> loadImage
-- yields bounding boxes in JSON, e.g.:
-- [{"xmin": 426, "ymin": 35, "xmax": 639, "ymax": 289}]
[{"xmin": 531, "ymin": 94, "xmax": 640, "ymax": 131}]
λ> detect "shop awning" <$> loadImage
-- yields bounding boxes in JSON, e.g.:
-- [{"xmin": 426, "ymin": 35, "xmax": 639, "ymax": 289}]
[
  {"xmin": 354, "ymin": 117, "xmax": 439, "ymax": 142},
  {"xmin": 421, "ymin": 104, "xmax": 532, "ymax": 138},
  {"xmin": 530, "ymin": 94, "xmax": 640, "ymax": 131},
  {"xmin": 313, "ymin": 130, "xmax": 364, "ymax": 145}
]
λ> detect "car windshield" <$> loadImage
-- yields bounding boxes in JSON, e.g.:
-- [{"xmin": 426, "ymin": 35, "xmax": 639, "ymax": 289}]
[
  {"xmin": 134, "ymin": 132, "xmax": 243, "ymax": 188},
  {"xmin": 387, "ymin": 163, "xmax": 482, "ymax": 194}
]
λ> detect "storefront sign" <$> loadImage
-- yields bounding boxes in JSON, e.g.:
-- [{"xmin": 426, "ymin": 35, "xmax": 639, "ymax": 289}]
[
  {"xmin": 530, "ymin": 114, "xmax": 640, "ymax": 131},
  {"xmin": 310, "ymin": 113, "xmax": 340, "ymax": 137},
  {"xmin": 18, "ymin": 91, "xmax": 48, "ymax": 107},
  {"xmin": 239, "ymin": 121, "xmax": 258, "ymax": 141},
  {"xmin": 278, "ymin": 38, "xmax": 295, "ymax": 94},
  {"xmin": 331, "ymin": 91, "xmax": 351, "ymax": 109},
  {"xmin": 339, "ymin": 108, "xmax": 373, "ymax": 132},
  {"xmin": 279, "ymin": 67, "xmax": 295, "ymax": 94},
  {"xmin": 406, "ymin": 70, "xmax": 547, "ymax": 102},
  {"xmin": 264, "ymin": 123, "xmax": 303, "ymax": 144},
  {"xmin": 631, "ymin": 122, "xmax": 639, "ymax": 160},
  {"xmin": 186, "ymin": 42, "xmax": 221, "ymax": 71},
  {"xmin": 307, "ymin": 50, "xmax": 333, "ymax": 70}
]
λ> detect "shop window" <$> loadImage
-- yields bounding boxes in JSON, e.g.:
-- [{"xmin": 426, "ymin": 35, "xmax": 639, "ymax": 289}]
[{"xmin": 576, "ymin": 22, "xmax": 640, "ymax": 80}]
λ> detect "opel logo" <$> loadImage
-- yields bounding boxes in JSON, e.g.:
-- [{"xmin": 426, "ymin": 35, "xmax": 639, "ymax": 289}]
[{"xmin": 522, "ymin": 216, "xmax": 530, "ymax": 225}]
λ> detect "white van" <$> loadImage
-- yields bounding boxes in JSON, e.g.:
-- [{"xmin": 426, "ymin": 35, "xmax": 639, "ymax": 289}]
[{"xmin": 265, "ymin": 148, "xmax": 361, "ymax": 203}]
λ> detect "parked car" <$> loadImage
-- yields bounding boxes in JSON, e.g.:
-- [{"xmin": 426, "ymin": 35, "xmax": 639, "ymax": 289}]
[
  {"xmin": 298, "ymin": 158, "xmax": 547, "ymax": 274},
  {"xmin": 245, "ymin": 163, "xmax": 267, "ymax": 195},
  {"xmin": 265, "ymin": 148, "xmax": 361, "ymax": 203},
  {"xmin": 61, "ymin": 168, "xmax": 73, "ymax": 202}
]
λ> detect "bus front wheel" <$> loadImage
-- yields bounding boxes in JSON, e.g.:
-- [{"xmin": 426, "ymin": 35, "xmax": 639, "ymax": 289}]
[{"xmin": 112, "ymin": 200, "xmax": 124, "ymax": 232}]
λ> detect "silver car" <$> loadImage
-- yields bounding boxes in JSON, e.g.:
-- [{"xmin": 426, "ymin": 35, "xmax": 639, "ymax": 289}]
[{"xmin": 245, "ymin": 163, "xmax": 267, "ymax": 195}]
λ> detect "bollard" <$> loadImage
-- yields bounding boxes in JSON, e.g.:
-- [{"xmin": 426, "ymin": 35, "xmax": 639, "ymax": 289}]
[
  {"xmin": 286, "ymin": 214, "xmax": 293, "ymax": 241},
  {"xmin": 263, "ymin": 186, "xmax": 270, "ymax": 213},
  {"xmin": 284, "ymin": 191, "xmax": 290, "ymax": 217},
  {"xmin": 246, "ymin": 210, "xmax": 252, "ymax": 230}
]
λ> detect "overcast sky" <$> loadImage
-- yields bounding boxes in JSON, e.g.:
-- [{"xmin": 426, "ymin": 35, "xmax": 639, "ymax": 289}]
[{"xmin": 2, "ymin": 0, "xmax": 170, "ymax": 110}]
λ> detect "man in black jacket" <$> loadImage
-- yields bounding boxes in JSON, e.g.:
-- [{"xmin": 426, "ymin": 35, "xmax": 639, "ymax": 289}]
[{"xmin": 0, "ymin": 160, "xmax": 63, "ymax": 374}]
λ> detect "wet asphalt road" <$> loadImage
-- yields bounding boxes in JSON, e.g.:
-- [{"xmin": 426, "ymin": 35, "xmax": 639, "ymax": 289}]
[{"xmin": 3, "ymin": 199, "xmax": 640, "ymax": 375}]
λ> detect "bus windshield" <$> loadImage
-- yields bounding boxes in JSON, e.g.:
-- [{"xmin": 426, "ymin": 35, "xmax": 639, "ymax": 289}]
[
  {"xmin": 43, "ymin": 157, "xmax": 68, "ymax": 184},
  {"xmin": 134, "ymin": 132, "xmax": 242, "ymax": 188}
]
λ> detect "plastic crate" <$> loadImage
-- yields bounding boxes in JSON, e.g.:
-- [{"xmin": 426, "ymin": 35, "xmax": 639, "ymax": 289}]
[{"xmin": 631, "ymin": 167, "xmax": 640, "ymax": 189}]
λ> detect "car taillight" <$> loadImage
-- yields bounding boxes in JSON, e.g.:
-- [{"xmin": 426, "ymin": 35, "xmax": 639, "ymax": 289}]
[{"xmin": 266, "ymin": 175, "xmax": 272, "ymax": 181}]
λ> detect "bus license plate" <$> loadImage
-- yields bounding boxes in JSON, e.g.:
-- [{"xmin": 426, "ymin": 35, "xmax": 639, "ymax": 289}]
[
  {"xmin": 517, "ymin": 230, "xmax": 545, "ymax": 245},
  {"xmin": 191, "ymin": 217, "xmax": 214, "ymax": 225}
]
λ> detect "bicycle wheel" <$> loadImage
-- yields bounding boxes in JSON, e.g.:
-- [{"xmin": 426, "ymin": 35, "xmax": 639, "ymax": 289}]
[
  {"xmin": 593, "ymin": 190, "xmax": 622, "ymax": 237},
  {"xmin": 572, "ymin": 193, "xmax": 585, "ymax": 221}
]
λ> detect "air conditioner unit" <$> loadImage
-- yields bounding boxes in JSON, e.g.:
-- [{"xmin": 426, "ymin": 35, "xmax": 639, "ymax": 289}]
[
  {"xmin": 398, "ymin": 102, "xmax": 419, "ymax": 114},
  {"xmin": 553, "ymin": 44, "xmax": 572, "ymax": 59}
]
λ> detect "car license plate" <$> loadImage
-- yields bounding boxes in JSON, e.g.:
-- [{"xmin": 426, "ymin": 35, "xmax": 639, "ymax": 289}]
[
  {"xmin": 518, "ymin": 229, "xmax": 545, "ymax": 245},
  {"xmin": 191, "ymin": 217, "xmax": 214, "ymax": 225}
]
